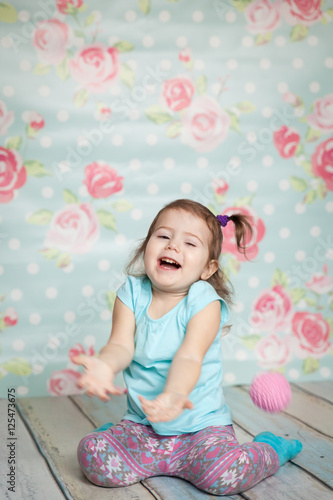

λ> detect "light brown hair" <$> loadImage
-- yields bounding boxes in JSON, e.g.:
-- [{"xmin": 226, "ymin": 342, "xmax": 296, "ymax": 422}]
[{"xmin": 124, "ymin": 199, "xmax": 253, "ymax": 305}]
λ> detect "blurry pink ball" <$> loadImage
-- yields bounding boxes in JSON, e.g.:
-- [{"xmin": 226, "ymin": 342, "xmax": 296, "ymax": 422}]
[{"xmin": 249, "ymin": 372, "xmax": 292, "ymax": 413}]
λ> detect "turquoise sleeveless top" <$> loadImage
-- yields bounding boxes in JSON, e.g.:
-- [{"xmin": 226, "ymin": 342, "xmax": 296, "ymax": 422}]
[{"xmin": 117, "ymin": 275, "xmax": 232, "ymax": 435}]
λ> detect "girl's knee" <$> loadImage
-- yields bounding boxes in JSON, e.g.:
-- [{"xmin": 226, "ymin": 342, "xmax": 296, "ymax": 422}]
[{"xmin": 77, "ymin": 433, "xmax": 119, "ymax": 487}]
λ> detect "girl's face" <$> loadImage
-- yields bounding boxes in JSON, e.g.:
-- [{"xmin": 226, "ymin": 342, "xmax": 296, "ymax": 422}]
[{"xmin": 144, "ymin": 209, "xmax": 218, "ymax": 295}]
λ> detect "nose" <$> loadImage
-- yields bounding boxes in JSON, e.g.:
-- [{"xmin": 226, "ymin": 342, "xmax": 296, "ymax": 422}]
[{"xmin": 166, "ymin": 239, "xmax": 180, "ymax": 252}]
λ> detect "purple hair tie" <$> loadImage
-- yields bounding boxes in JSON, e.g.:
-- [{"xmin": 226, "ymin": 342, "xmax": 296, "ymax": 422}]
[{"xmin": 217, "ymin": 214, "xmax": 230, "ymax": 227}]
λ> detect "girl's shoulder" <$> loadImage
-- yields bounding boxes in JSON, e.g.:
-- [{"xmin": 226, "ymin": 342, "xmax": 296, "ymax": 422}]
[{"xmin": 186, "ymin": 280, "xmax": 229, "ymax": 323}]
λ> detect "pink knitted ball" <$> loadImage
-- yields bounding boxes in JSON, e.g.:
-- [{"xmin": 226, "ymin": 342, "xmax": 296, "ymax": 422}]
[{"xmin": 249, "ymin": 372, "xmax": 292, "ymax": 413}]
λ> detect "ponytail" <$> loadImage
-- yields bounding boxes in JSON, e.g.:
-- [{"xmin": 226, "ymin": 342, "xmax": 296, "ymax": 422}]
[{"xmin": 228, "ymin": 213, "xmax": 253, "ymax": 258}]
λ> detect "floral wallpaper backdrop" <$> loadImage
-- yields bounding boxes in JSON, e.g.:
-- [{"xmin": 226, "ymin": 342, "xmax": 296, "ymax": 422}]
[{"xmin": 0, "ymin": 0, "xmax": 332, "ymax": 398}]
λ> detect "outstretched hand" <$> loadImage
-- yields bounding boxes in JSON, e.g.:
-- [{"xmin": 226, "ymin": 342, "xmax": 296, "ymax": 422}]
[
  {"xmin": 138, "ymin": 392, "xmax": 194, "ymax": 423},
  {"xmin": 71, "ymin": 354, "xmax": 127, "ymax": 402}
]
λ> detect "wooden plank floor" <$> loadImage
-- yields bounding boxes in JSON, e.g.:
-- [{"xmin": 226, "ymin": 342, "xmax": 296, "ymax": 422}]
[{"xmin": 0, "ymin": 382, "xmax": 332, "ymax": 499}]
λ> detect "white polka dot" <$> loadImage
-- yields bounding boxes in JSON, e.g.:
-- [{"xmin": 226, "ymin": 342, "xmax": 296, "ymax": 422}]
[
  {"xmin": 1, "ymin": 36, "xmax": 13, "ymax": 49},
  {"xmin": 108, "ymin": 36, "xmax": 119, "ymax": 45},
  {"xmin": 27, "ymin": 263, "xmax": 39, "ymax": 274},
  {"xmin": 125, "ymin": 10, "xmax": 136, "ymax": 22},
  {"xmin": 115, "ymin": 234, "xmax": 126, "ymax": 245},
  {"xmin": 17, "ymin": 386, "xmax": 29, "ymax": 396},
  {"xmin": 131, "ymin": 209, "xmax": 142, "ymax": 221},
  {"xmin": 147, "ymin": 183, "xmax": 159, "ymax": 195},
  {"xmin": 230, "ymin": 156, "xmax": 241, "ymax": 168},
  {"xmin": 227, "ymin": 59, "xmax": 238, "ymax": 70},
  {"xmin": 45, "ymin": 287, "xmax": 58, "ymax": 299},
  {"xmin": 64, "ymin": 311, "xmax": 76, "ymax": 323},
  {"xmin": 98, "ymin": 259, "xmax": 110, "ymax": 271},
  {"xmin": 159, "ymin": 10, "xmax": 170, "ymax": 22},
  {"xmin": 247, "ymin": 180, "xmax": 258, "ymax": 192},
  {"xmin": 82, "ymin": 285, "xmax": 94, "ymax": 297},
  {"xmin": 288, "ymin": 369, "xmax": 299, "ymax": 380},
  {"xmin": 248, "ymin": 276, "xmax": 259, "ymax": 288},
  {"xmin": 19, "ymin": 60, "xmax": 32, "ymax": 71},
  {"xmin": 246, "ymin": 131, "xmax": 257, "ymax": 143},
  {"xmin": 235, "ymin": 350, "xmax": 247, "ymax": 361},
  {"xmin": 109, "ymin": 84, "xmax": 121, "ymax": 96},
  {"xmin": 3, "ymin": 86, "xmax": 14, "ymax": 97},
  {"xmin": 263, "ymin": 204, "xmax": 275, "ymax": 215},
  {"xmin": 40, "ymin": 136, "xmax": 52, "ymax": 148},
  {"xmin": 160, "ymin": 59, "xmax": 171, "ymax": 71},
  {"xmin": 193, "ymin": 10, "xmax": 204, "ymax": 22},
  {"xmin": 233, "ymin": 301, "xmax": 244, "ymax": 313},
  {"xmin": 146, "ymin": 134, "xmax": 158, "ymax": 145},
  {"xmin": 164, "ymin": 158, "xmax": 175, "ymax": 170},
  {"xmin": 48, "ymin": 337, "xmax": 59, "ymax": 349},
  {"xmin": 279, "ymin": 227, "xmax": 290, "ymax": 239},
  {"xmin": 42, "ymin": 186, "xmax": 54, "ymax": 198},
  {"xmin": 13, "ymin": 340, "xmax": 25, "ymax": 351},
  {"xmin": 226, "ymin": 11, "xmax": 236, "ymax": 22},
  {"xmin": 9, "ymin": 238, "xmax": 20, "ymax": 250},
  {"xmin": 32, "ymin": 364, "xmax": 44, "ymax": 375},
  {"xmin": 310, "ymin": 226, "xmax": 321, "ymax": 237},
  {"xmin": 326, "ymin": 248, "xmax": 333, "ymax": 260},
  {"xmin": 18, "ymin": 10, "xmax": 30, "ymax": 21},
  {"xmin": 320, "ymin": 367, "xmax": 331, "ymax": 378},
  {"xmin": 29, "ymin": 313, "xmax": 41, "ymax": 325},
  {"xmin": 209, "ymin": 36, "xmax": 221, "ymax": 48},
  {"xmin": 295, "ymin": 250, "xmax": 306, "ymax": 261},
  {"xmin": 245, "ymin": 82, "xmax": 256, "ymax": 94},
  {"xmin": 277, "ymin": 82, "xmax": 288, "ymax": 93},
  {"xmin": 275, "ymin": 36, "xmax": 286, "ymax": 47},
  {"xmin": 84, "ymin": 335, "xmax": 95, "ymax": 346},
  {"xmin": 126, "ymin": 59, "xmax": 137, "ymax": 71},
  {"xmin": 142, "ymin": 35, "xmax": 154, "ymax": 48},
  {"xmin": 325, "ymin": 57, "xmax": 333, "ymax": 69},
  {"xmin": 11, "ymin": 289, "xmax": 22, "ymax": 301},
  {"xmin": 279, "ymin": 179, "xmax": 290, "ymax": 191},
  {"xmin": 100, "ymin": 309, "xmax": 112, "ymax": 321},
  {"xmin": 194, "ymin": 59, "xmax": 205, "ymax": 71},
  {"xmin": 298, "ymin": 299, "xmax": 307, "ymax": 310},
  {"xmin": 197, "ymin": 157, "xmax": 208, "ymax": 169},
  {"xmin": 262, "ymin": 155, "xmax": 273, "ymax": 167},
  {"xmin": 78, "ymin": 185, "xmax": 88, "ymax": 197},
  {"xmin": 310, "ymin": 81, "xmax": 320, "ymax": 93},
  {"xmin": 242, "ymin": 36, "xmax": 253, "ymax": 47},
  {"xmin": 130, "ymin": 158, "xmax": 141, "ymax": 170},
  {"xmin": 261, "ymin": 106, "xmax": 273, "ymax": 118},
  {"xmin": 292, "ymin": 58, "xmax": 304, "ymax": 69},
  {"xmin": 225, "ymin": 372, "xmax": 236, "ymax": 384},
  {"xmin": 0, "ymin": 266, "xmax": 4, "ymax": 276},
  {"xmin": 295, "ymin": 203, "xmax": 306, "ymax": 214},
  {"xmin": 38, "ymin": 86, "xmax": 50, "ymax": 97},
  {"xmin": 307, "ymin": 35, "xmax": 318, "ymax": 46},
  {"xmin": 212, "ymin": 83, "xmax": 221, "ymax": 95},
  {"xmin": 260, "ymin": 58, "xmax": 271, "ymax": 69},
  {"xmin": 112, "ymin": 134, "xmax": 123, "ymax": 146},
  {"xmin": 128, "ymin": 108, "xmax": 140, "ymax": 120},
  {"xmin": 181, "ymin": 182, "xmax": 192, "ymax": 194},
  {"xmin": 325, "ymin": 201, "xmax": 333, "ymax": 213},
  {"xmin": 57, "ymin": 110, "xmax": 69, "ymax": 122},
  {"xmin": 176, "ymin": 36, "xmax": 187, "ymax": 48},
  {"xmin": 264, "ymin": 252, "xmax": 275, "ymax": 263}
]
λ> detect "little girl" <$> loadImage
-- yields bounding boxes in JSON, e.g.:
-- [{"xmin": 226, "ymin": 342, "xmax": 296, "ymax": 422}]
[{"xmin": 73, "ymin": 199, "xmax": 302, "ymax": 496}]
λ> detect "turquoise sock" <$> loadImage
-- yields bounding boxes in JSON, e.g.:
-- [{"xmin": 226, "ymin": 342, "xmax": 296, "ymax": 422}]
[
  {"xmin": 253, "ymin": 431, "xmax": 303, "ymax": 466},
  {"xmin": 93, "ymin": 422, "xmax": 114, "ymax": 432}
]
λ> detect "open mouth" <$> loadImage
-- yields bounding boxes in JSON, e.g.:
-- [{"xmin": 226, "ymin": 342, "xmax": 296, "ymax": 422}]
[{"xmin": 158, "ymin": 258, "xmax": 181, "ymax": 270}]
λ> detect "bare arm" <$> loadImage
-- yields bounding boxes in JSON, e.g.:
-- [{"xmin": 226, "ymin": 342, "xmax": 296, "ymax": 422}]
[{"xmin": 139, "ymin": 300, "xmax": 221, "ymax": 422}]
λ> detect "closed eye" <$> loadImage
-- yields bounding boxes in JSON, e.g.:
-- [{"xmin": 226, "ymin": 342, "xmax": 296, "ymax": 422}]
[
  {"xmin": 186, "ymin": 242, "xmax": 196, "ymax": 247},
  {"xmin": 158, "ymin": 235, "xmax": 169, "ymax": 239}
]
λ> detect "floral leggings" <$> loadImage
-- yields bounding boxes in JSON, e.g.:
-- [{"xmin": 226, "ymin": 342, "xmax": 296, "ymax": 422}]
[{"xmin": 77, "ymin": 420, "xmax": 279, "ymax": 496}]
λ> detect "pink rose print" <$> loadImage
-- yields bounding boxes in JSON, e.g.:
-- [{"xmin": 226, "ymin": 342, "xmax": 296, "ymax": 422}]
[
  {"xmin": 212, "ymin": 178, "xmax": 229, "ymax": 196},
  {"xmin": 56, "ymin": 0, "xmax": 83, "ymax": 14},
  {"xmin": 255, "ymin": 333, "xmax": 292, "ymax": 368},
  {"xmin": 306, "ymin": 267, "xmax": 333, "ymax": 295},
  {"xmin": 307, "ymin": 94, "xmax": 333, "ymax": 133},
  {"xmin": 311, "ymin": 138, "xmax": 333, "ymax": 191},
  {"xmin": 69, "ymin": 43, "xmax": 120, "ymax": 93},
  {"xmin": 69, "ymin": 342, "xmax": 95, "ymax": 359},
  {"xmin": 180, "ymin": 96, "xmax": 230, "ymax": 153},
  {"xmin": 3, "ymin": 307, "xmax": 18, "ymax": 327},
  {"xmin": 84, "ymin": 162, "xmax": 124, "ymax": 198},
  {"xmin": 282, "ymin": 92, "xmax": 302, "ymax": 107},
  {"xmin": 44, "ymin": 203, "xmax": 100, "ymax": 254},
  {"xmin": 291, "ymin": 312, "xmax": 330, "ymax": 358},
  {"xmin": 161, "ymin": 77, "xmax": 195, "ymax": 112},
  {"xmin": 22, "ymin": 111, "xmax": 45, "ymax": 138},
  {"xmin": 32, "ymin": 19, "xmax": 71, "ymax": 65},
  {"xmin": 48, "ymin": 369, "xmax": 84, "ymax": 396},
  {"xmin": 0, "ymin": 100, "xmax": 14, "ymax": 136},
  {"xmin": 280, "ymin": 0, "xmax": 322, "ymax": 26},
  {"xmin": 0, "ymin": 147, "xmax": 27, "ymax": 203},
  {"xmin": 94, "ymin": 104, "xmax": 112, "ymax": 122},
  {"xmin": 178, "ymin": 48, "xmax": 192, "ymax": 63},
  {"xmin": 221, "ymin": 205, "xmax": 265, "ymax": 262},
  {"xmin": 244, "ymin": 0, "xmax": 281, "ymax": 34},
  {"xmin": 250, "ymin": 285, "xmax": 294, "ymax": 333},
  {"xmin": 273, "ymin": 125, "xmax": 301, "ymax": 158}
]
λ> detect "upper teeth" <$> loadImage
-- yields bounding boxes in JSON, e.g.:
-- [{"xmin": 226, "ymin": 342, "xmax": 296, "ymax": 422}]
[{"xmin": 162, "ymin": 258, "xmax": 179, "ymax": 265}]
